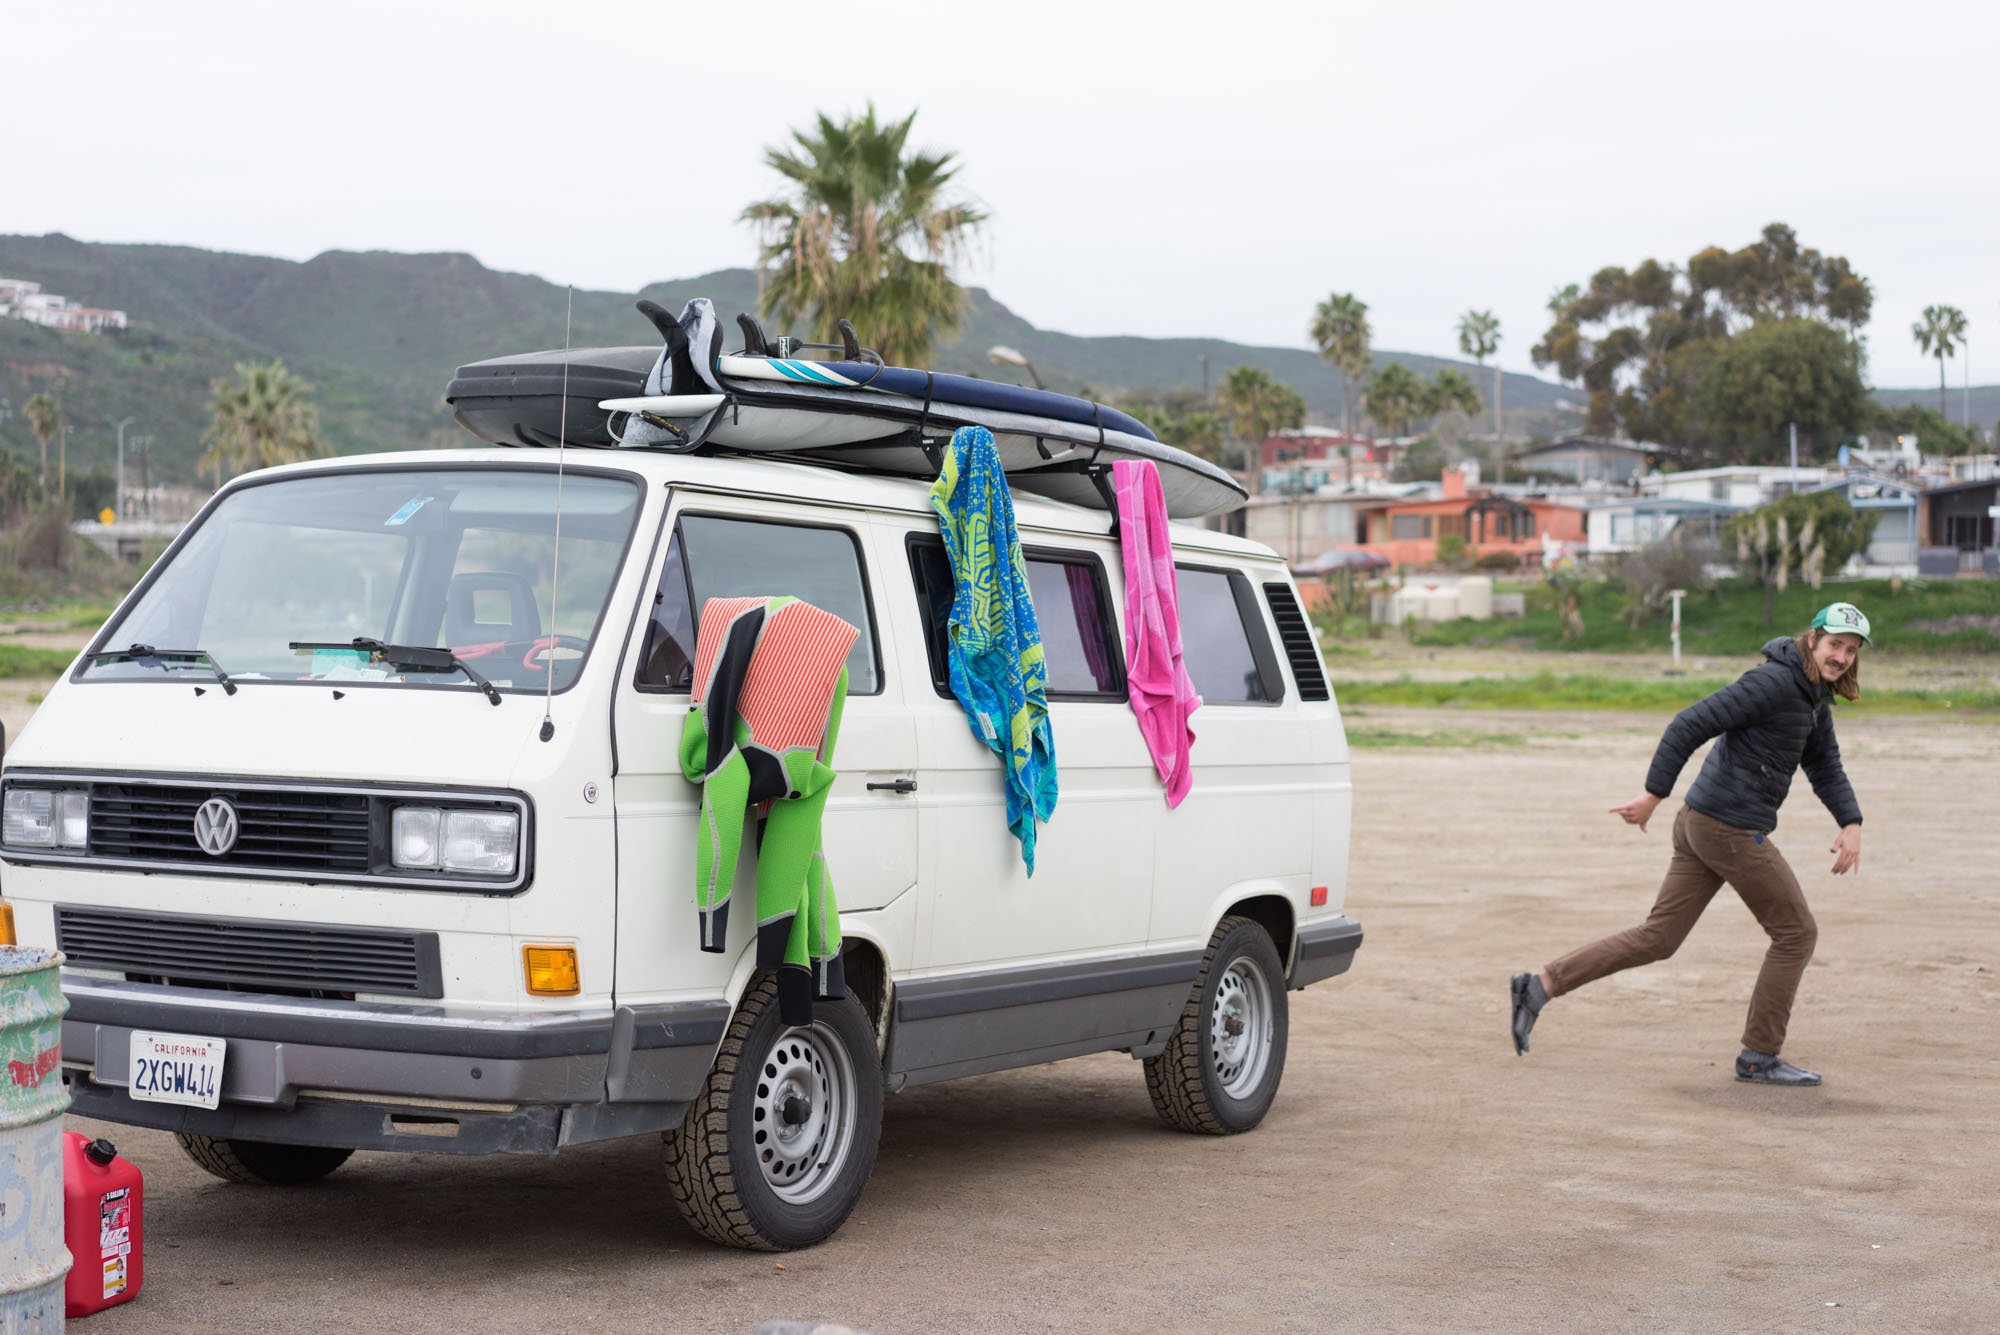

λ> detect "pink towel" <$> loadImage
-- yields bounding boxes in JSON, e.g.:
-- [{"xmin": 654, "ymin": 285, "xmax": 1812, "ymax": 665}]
[{"xmin": 1114, "ymin": 459, "xmax": 1201, "ymax": 807}]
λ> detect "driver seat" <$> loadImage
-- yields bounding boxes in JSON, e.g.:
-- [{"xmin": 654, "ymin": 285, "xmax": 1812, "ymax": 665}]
[{"xmin": 446, "ymin": 571, "xmax": 541, "ymax": 651}]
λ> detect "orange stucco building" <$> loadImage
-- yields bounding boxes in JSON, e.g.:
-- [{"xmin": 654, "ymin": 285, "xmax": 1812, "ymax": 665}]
[{"xmin": 1359, "ymin": 467, "xmax": 1586, "ymax": 568}]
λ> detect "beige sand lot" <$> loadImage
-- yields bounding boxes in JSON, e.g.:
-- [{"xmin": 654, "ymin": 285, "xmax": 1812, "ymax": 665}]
[{"xmin": 23, "ymin": 700, "xmax": 2000, "ymax": 1334}]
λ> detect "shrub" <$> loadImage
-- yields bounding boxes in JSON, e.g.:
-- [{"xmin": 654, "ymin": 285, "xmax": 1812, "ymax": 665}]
[
  {"xmin": 1435, "ymin": 533, "xmax": 1468, "ymax": 569},
  {"xmin": 1475, "ymin": 550, "xmax": 1522, "ymax": 570},
  {"xmin": 1616, "ymin": 531, "xmax": 1718, "ymax": 628}
]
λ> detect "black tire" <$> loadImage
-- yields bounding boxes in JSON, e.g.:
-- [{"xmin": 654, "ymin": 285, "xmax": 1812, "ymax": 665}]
[
  {"xmin": 174, "ymin": 1134, "xmax": 354, "ymax": 1185},
  {"xmin": 1144, "ymin": 915, "xmax": 1290, "ymax": 1135},
  {"xmin": 663, "ymin": 973, "xmax": 882, "ymax": 1251}
]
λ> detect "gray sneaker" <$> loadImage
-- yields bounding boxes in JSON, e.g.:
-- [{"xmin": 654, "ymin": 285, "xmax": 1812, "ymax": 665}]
[
  {"xmin": 1735, "ymin": 1054, "xmax": 1822, "ymax": 1086},
  {"xmin": 1509, "ymin": 973, "xmax": 1542, "ymax": 1055}
]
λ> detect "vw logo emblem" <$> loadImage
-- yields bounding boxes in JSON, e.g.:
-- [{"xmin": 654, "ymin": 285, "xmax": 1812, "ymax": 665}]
[{"xmin": 193, "ymin": 797, "xmax": 240, "ymax": 856}]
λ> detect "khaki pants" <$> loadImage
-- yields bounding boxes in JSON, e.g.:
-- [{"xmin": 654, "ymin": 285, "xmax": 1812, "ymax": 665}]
[{"xmin": 1545, "ymin": 805, "xmax": 1818, "ymax": 1056}]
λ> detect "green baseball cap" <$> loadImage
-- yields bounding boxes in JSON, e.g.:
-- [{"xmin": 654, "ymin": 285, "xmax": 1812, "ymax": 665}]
[{"xmin": 1811, "ymin": 601, "xmax": 1872, "ymax": 645}]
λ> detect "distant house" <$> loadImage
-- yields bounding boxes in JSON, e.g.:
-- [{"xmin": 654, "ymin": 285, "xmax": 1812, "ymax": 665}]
[
  {"xmin": 1644, "ymin": 464, "xmax": 1827, "ymax": 508},
  {"xmin": 1257, "ymin": 426, "xmax": 1401, "ymax": 492},
  {"xmin": 1359, "ymin": 467, "xmax": 1586, "ymax": 568},
  {"xmin": 1918, "ymin": 476, "xmax": 1999, "ymax": 574},
  {"xmin": 1584, "ymin": 497, "xmax": 1739, "ymax": 556},
  {"xmin": 1813, "ymin": 474, "xmax": 1922, "ymax": 572},
  {"xmin": 0, "ymin": 274, "xmax": 128, "ymax": 333},
  {"xmin": 1510, "ymin": 435, "xmax": 1658, "ymax": 484}
]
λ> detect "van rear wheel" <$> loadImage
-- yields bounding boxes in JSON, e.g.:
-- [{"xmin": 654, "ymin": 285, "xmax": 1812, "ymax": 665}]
[
  {"xmin": 174, "ymin": 1134, "xmax": 354, "ymax": 1185},
  {"xmin": 1144, "ymin": 915, "xmax": 1290, "ymax": 1135},
  {"xmin": 663, "ymin": 973, "xmax": 882, "ymax": 1251}
]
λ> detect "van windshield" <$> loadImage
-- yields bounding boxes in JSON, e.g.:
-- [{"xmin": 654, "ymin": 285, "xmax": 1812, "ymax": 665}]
[{"xmin": 83, "ymin": 467, "xmax": 643, "ymax": 695}]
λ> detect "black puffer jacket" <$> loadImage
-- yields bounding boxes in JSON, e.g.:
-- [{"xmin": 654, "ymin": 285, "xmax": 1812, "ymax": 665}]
[{"xmin": 1645, "ymin": 636, "xmax": 1862, "ymax": 834}]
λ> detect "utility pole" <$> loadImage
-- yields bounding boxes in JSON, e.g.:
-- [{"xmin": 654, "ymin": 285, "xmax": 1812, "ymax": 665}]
[
  {"xmin": 1789, "ymin": 421, "xmax": 1798, "ymax": 495},
  {"xmin": 1199, "ymin": 353, "xmax": 1210, "ymax": 403},
  {"xmin": 115, "ymin": 416, "xmax": 135, "ymax": 521}
]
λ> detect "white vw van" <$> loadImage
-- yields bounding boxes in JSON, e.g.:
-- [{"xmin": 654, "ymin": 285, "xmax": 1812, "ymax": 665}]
[{"xmin": 0, "ymin": 325, "xmax": 1359, "ymax": 1250}]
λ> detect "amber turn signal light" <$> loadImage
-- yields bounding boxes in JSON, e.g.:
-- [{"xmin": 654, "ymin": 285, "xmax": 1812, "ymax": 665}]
[
  {"xmin": 523, "ymin": 945, "xmax": 579, "ymax": 996},
  {"xmin": 0, "ymin": 902, "xmax": 15, "ymax": 946}
]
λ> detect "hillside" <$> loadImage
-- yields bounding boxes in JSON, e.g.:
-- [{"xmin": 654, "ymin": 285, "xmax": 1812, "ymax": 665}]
[{"xmin": 6, "ymin": 233, "xmax": 1970, "ymax": 490}]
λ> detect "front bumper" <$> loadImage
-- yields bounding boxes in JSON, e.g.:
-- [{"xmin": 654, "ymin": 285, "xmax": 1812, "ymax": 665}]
[{"xmin": 61, "ymin": 976, "xmax": 730, "ymax": 1154}]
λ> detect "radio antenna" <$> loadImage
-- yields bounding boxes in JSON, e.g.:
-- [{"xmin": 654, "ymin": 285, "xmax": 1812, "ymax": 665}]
[{"xmin": 540, "ymin": 285, "xmax": 572, "ymax": 743}]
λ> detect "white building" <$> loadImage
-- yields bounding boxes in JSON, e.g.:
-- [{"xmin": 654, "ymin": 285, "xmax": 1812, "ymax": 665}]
[
  {"xmin": 0, "ymin": 275, "xmax": 128, "ymax": 333},
  {"xmin": 1641, "ymin": 464, "xmax": 1827, "ymax": 508}
]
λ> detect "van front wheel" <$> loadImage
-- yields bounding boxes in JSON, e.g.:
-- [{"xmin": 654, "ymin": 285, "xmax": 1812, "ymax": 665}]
[
  {"xmin": 1144, "ymin": 915, "xmax": 1290, "ymax": 1135},
  {"xmin": 663, "ymin": 973, "xmax": 882, "ymax": 1250}
]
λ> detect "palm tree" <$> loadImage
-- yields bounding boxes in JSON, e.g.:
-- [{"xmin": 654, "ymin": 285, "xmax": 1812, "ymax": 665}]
[
  {"xmin": 1424, "ymin": 368, "xmax": 1484, "ymax": 424},
  {"xmin": 23, "ymin": 392, "xmax": 58, "ymax": 486},
  {"xmin": 198, "ymin": 360, "xmax": 328, "ymax": 486},
  {"xmin": 1216, "ymin": 366, "xmax": 1306, "ymax": 493},
  {"xmin": 1912, "ymin": 304, "xmax": 1968, "ymax": 422},
  {"xmin": 1456, "ymin": 309, "xmax": 1502, "ymax": 444},
  {"xmin": 743, "ymin": 105, "xmax": 987, "ymax": 368},
  {"xmin": 1363, "ymin": 363, "xmax": 1427, "ymax": 442},
  {"xmin": 1309, "ymin": 292, "xmax": 1371, "ymax": 481}
]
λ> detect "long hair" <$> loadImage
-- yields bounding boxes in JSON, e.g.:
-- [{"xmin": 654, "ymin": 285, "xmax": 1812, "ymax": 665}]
[{"xmin": 1796, "ymin": 629, "xmax": 1861, "ymax": 702}]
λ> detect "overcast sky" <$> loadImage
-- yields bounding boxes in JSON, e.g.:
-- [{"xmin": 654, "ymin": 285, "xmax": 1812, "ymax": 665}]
[{"xmin": 9, "ymin": 0, "xmax": 1995, "ymax": 389}]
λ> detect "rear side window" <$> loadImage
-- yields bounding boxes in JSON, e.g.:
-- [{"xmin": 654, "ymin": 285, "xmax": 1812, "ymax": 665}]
[
  {"xmin": 637, "ymin": 514, "xmax": 880, "ymax": 694},
  {"xmin": 1175, "ymin": 566, "xmax": 1283, "ymax": 704},
  {"xmin": 908, "ymin": 538, "xmax": 1124, "ymax": 700}
]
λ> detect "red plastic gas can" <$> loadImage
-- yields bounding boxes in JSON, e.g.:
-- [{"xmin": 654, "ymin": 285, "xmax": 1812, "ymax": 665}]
[{"xmin": 62, "ymin": 1131, "xmax": 144, "ymax": 1317}]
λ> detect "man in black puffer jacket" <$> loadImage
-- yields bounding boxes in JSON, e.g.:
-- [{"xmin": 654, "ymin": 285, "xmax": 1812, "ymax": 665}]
[{"xmin": 1508, "ymin": 602, "xmax": 1873, "ymax": 1086}]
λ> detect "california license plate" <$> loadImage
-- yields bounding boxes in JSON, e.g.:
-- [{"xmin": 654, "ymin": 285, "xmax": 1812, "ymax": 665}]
[{"xmin": 129, "ymin": 1031, "xmax": 227, "ymax": 1110}]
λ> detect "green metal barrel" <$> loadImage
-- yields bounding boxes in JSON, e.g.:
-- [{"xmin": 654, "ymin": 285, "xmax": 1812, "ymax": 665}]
[{"xmin": 0, "ymin": 946, "xmax": 69, "ymax": 1334}]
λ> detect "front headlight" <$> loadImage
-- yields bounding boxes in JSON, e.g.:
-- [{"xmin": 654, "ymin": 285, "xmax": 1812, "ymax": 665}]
[
  {"xmin": 440, "ymin": 810, "xmax": 518, "ymax": 875},
  {"xmin": 391, "ymin": 805, "xmax": 517, "ymax": 876},
  {"xmin": 2, "ymin": 789, "xmax": 89, "ymax": 849}
]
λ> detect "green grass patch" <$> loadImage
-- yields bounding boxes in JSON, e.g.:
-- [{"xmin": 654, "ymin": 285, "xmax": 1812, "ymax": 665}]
[
  {"xmin": 0, "ymin": 644, "xmax": 77, "ymax": 679},
  {"xmin": 1406, "ymin": 577, "xmax": 2000, "ymax": 656},
  {"xmin": 1337, "ymin": 672, "xmax": 2000, "ymax": 715},
  {"xmin": 1346, "ymin": 726, "xmax": 1528, "ymax": 749}
]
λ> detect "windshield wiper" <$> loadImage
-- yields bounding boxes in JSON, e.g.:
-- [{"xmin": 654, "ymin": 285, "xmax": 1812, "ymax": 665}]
[
  {"xmin": 88, "ymin": 644, "xmax": 238, "ymax": 695},
  {"xmin": 289, "ymin": 638, "xmax": 503, "ymax": 707}
]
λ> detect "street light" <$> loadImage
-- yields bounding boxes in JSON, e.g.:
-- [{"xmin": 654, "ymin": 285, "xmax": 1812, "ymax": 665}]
[
  {"xmin": 114, "ymin": 416, "xmax": 135, "ymax": 522},
  {"xmin": 987, "ymin": 345, "xmax": 1045, "ymax": 390}
]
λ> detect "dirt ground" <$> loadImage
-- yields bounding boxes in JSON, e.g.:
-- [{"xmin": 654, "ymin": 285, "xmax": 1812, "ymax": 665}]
[{"xmin": 0, "ymin": 694, "xmax": 1972, "ymax": 1334}]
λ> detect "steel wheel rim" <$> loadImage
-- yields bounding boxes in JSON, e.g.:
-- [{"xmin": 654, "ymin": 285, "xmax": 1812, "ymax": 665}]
[
  {"xmin": 1209, "ymin": 957, "xmax": 1273, "ymax": 1100},
  {"xmin": 751, "ymin": 1021, "xmax": 857, "ymax": 1204}
]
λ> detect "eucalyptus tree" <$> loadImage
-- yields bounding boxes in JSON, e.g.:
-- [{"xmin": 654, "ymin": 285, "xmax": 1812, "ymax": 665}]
[
  {"xmin": 198, "ymin": 360, "xmax": 327, "ymax": 486},
  {"xmin": 1309, "ymin": 293, "xmax": 1373, "ymax": 447},
  {"xmin": 742, "ymin": 105, "xmax": 987, "ymax": 368},
  {"xmin": 1912, "ymin": 304, "xmax": 1968, "ymax": 422},
  {"xmin": 1533, "ymin": 222, "xmax": 1873, "ymax": 458},
  {"xmin": 1456, "ymin": 309, "xmax": 1502, "ymax": 441}
]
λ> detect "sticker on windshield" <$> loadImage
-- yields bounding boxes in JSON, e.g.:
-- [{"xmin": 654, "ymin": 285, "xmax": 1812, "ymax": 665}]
[
  {"xmin": 384, "ymin": 496, "xmax": 435, "ymax": 526},
  {"xmin": 311, "ymin": 648, "xmax": 370, "ymax": 673}
]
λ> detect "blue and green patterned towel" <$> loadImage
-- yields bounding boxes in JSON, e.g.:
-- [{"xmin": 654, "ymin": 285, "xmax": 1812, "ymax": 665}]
[{"xmin": 928, "ymin": 425, "xmax": 1059, "ymax": 873}]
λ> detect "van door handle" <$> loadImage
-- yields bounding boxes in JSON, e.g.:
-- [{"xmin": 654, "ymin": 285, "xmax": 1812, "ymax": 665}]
[{"xmin": 866, "ymin": 778, "xmax": 918, "ymax": 793}]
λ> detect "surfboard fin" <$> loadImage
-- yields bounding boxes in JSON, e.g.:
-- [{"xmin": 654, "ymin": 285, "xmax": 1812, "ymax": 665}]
[
  {"xmin": 736, "ymin": 312, "xmax": 773, "ymax": 357},
  {"xmin": 837, "ymin": 319, "xmax": 862, "ymax": 362},
  {"xmin": 635, "ymin": 300, "xmax": 689, "ymax": 362}
]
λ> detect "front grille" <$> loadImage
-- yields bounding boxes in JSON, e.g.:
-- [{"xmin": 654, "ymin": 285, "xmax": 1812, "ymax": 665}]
[
  {"xmin": 91, "ymin": 783, "xmax": 372, "ymax": 871},
  {"xmin": 56, "ymin": 906, "xmax": 443, "ymax": 998}
]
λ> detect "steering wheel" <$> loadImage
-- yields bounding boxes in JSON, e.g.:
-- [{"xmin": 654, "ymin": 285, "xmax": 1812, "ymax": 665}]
[{"xmin": 505, "ymin": 635, "xmax": 590, "ymax": 673}]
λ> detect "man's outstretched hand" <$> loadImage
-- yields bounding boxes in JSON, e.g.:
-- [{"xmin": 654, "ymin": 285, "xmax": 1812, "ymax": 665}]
[
  {"xmin": 1830, "ymin": 824, "xmax": 1862, "ymax": 875},
  {"xmin": 1609, "ymin": 793, "xmax": 1663, "ymax": 833}
]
